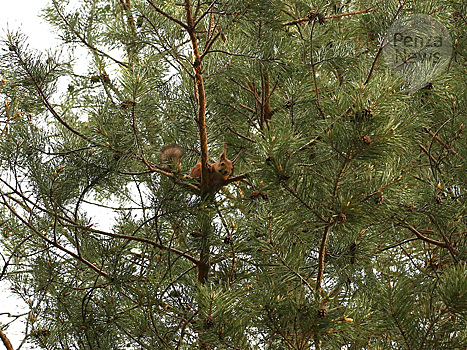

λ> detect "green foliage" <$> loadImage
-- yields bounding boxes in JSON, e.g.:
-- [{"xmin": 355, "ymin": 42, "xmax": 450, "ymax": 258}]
[{"xmin": 0, "ymin": 0, "xmax": 466, "ymax": 349}]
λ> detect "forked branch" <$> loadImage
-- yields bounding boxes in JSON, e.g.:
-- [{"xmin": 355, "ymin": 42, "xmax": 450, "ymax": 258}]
[{"xmin": 184, "ymin": 0, "xmax": 210, "ymax": 193}]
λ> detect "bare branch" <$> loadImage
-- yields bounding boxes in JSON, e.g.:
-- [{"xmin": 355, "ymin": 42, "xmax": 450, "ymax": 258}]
[
  {"xmin": 0, "ymin": 329, "xmax": 13, "ymax": 350},
  {"xmin": 396, "ymin": 218, "xmax": 459, "ymax": 253},
  {"xmin": 146, "ymin": 0, "xmax": 189, "ymax": 30},
  {"xmin": 282, "ymin": 8, "xmax": 374, "ymax": 26}
]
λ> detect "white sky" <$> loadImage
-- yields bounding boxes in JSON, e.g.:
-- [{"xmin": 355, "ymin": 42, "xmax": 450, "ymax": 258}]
[{"xmin": 0, "ymin": 0, "xmax": 59, "ymax": 51}]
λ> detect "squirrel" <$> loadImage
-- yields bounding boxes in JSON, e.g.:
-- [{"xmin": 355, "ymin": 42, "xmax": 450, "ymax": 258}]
[
  {"xmin": 160, "ymin": 143, "xmax": 234, "ymax": 188},
  {"xmin": 160, "ymin": 143, "xmax": 185, "ymax": 172}
]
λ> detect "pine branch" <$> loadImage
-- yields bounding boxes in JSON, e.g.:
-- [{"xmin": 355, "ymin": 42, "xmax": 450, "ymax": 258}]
[
  {"xmin": 223, "ymin": 171, "xmax": 255, "ymax": 186},
  {"xmin": 51, "ymin": 0, "xmax": 129, "ymax": 68},
  {"xmin": 379, "ymin": 238, "xmax": 419, "ymax": 252},
  {"xmin": 63, "ymin": 222, "xmax": 200, "ymax": 267},
  {"xmin": 364, "ymin": 1, "xmax": 408, "ymax": 85},
  {"xmin": 389, "ymin": 293, "xmax": 413, "ymax": 350},
  {"xmin": 419, "ymin": 144, "xmax": 443, "ymax": 173},
  {"xmin": 185, "ymin": 0, "xmax": 210, "ymax": 194},
  {"xmin": 424, "ymin": 127, "xmax": 461, "ymax": 158},
  {"xmin": 12, "ymin": 57, "xmax": 93, "ymax": 144},
  {"xmin": 214, "ymin": 202, "xmax": 237, "ymax": 283},
  {"xmin": 0, "ymin": 329, "xmax": 13, "ymax": 350},
  {"xmin": 200, "ymin": 2, "xmax": 252, "ymax": 60},
  {"xmin": 225, "ymin": 124, "xmax": 256, "ymax": 143},
  {"xmin": 0, "ymin": 191, "xmax": 110, "ymax": 279},
  {"xmin": 360, "ymin": 174, "xmax": 403, "ymax": 202},
  {"xmin": 139, "ymin": 12, "xmax": 194, "ymax": 77},
  {"xmin": 0, "ymin": 234, "xmax": 34, "ymax": 280},
  {"xmin": 126, "ymin": 75, "xmax": 184, "ymax": 184},
  {"xmin": 270, "ymin": 239, "xmax": 315, "ymax": 293},
  {"xmin": 309, "ymin": 21, "xmax": 325, "ymax": 118},
  {"xmin": 245, "ymin": 74, "xmax": 278, "ymax": 129},
  {"xmin": 427, "ymin": 214, "xmax": 460, "ymax": 262},
  {"xmin": 72, "ymin": 168, "xmax": 112, "ymax": 258},
  {"xmin": 317, "ymin": 154, "xmax": 351, "ymax": 291},
  {"xmin": 316, "ymin": 224, "xmax": 331, "ymax": 292},
  {"xmin": 0, "ymin": 103, "xmax": 21, "ymax": 141},
  {"xmin": 396, "ymin": 218, "xmax": 459, "ymax": 253},
  {"xmin": 0, "ymin": 180, "xmax": 200, "ymax": 267},
  {"xmin": 281, "ymin": 182, "xmax": 327, "ymax": 223},
  {"xmin": 282, "ymin": 8, "xmax": 374, "ymax": 26},
  {"xmin": 119, "ymin": 0, "xmax": 137, "ymax": 34},
  {"xmin": 146, "ymin": 0, "xmax": 189, "ymax": 30},
  {"xmin": 196, "ymin": 2, "xmax": 222, "ymax": 54}
]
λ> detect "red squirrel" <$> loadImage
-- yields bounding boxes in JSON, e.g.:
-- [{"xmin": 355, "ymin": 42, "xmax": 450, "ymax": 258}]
[
  {"xmin": 160, "ymin": 143, "xmax": 185, "ymax": 172},
  {"xmin": 160, "ymin": 143, "xmax": 233, "ymax": 187}
]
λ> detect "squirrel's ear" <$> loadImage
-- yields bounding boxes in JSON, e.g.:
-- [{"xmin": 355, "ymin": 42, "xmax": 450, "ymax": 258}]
[{"xmin": 220, "ymin": 143, "xmax": 227, "ymax": 159}]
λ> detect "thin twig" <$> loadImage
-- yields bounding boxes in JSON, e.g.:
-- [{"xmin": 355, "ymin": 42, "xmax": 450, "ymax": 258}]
[
  {"xmin": 7, "ymin": 38, "xmax": 101, "ymax": 146},
  {"xmin": 423, "ymin": 127, "xmax": 461, "ymax": 158},
  {"xmin": 309, "ymin": 21, "xmax": 325, "ymax": 118},
  {"xmin": 0, "ymin": 191, "xmax": 110, "ymax": 279},
  {"xmin": 52, "ymin": 0, "xmax": 128, "ymax": 67},
  {"xmin": 426, "ymin": 214, "xmax": 459, "ymax": 262},
  {"xmin": 364, "ymin": 1, "xmax": 408, "ymax": 85},
  {"xmin": 396, "ymin": 218, "xmax": 458, "ymax": 253},
  {"xmin": 281, "ymin": 182, "xmax": 327, "ymax": 223},
  {"xmin": 146, "ymin": 0, "xmax": 189, "ymax": 30},
  {"xmin": 316, "ymin": 224, "xmax": 331, "ymax": 292},
  {"xmin": 282, "ymin": 8, "xmax": 374, "ymax": 26},
  {"xmin": 0, "ymin": 182, "xmax": 199, "ymax": 267}
]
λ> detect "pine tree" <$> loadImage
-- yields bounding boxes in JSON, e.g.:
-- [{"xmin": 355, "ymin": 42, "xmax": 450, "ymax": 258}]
[{"xmin": 0, "ymin": 0, "xmax": 465, "ymax": 349}]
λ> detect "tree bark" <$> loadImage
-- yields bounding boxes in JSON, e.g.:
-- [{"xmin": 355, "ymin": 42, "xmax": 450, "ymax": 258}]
[{"xmin": 0, "ymin": 329, "xmax": 13, "ymax": 350}]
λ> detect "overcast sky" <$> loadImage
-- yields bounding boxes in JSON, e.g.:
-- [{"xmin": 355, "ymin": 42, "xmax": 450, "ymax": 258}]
[{"xmin": 0, "ymin": 0, "xmax": 60, "ymax": 51}]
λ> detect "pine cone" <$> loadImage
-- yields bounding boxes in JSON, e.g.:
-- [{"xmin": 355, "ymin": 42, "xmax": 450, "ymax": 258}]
[
  {"xmin": 339, "ymin": 213, "xmax": 347, "ymax": 223},
  {"xmin": 204, "ymin": 315, "xmax": 215, "ymax": 328},
  {"xmin": 278, "ymin": 173, "xmax": 291, "ymax": 181},
  {"xmin": 375, "ymin": 193, "xmax": 384, "ymax": 204},
  {"xmin": 362, "ymin": 135, "xmax": 372, "ymax": 144},
  {"xmin": 120, "ymin": 99, "xmax": 136, "ymax": 109},
  {"xmin": 250, "ymin": 190, "xmax": 268, "ymax": 200},
  {"xmin": 352, "ymin": 108, "xmax": 374, "ymax": 122},
  {"xmin": 307, "ymin": 10, "xmax": 326, "ymax": 24},
  {"xmin": 223, "ymin": 235, "xmax": 233, "ymax": 245},
  {"xmin": 317, "ymin": 307, "xmax": 327, "ymax": 318}
]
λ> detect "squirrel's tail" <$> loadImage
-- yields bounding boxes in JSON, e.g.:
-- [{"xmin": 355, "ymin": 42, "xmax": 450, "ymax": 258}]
[{"xmin": 160, "ymin": 143, "xmax": 185, "ymax": 172}]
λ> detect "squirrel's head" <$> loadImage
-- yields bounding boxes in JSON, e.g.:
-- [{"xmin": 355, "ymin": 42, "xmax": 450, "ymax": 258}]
[{"xmin": 213, "ymin": 146, "xmax": 233, "ymax": 179}]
